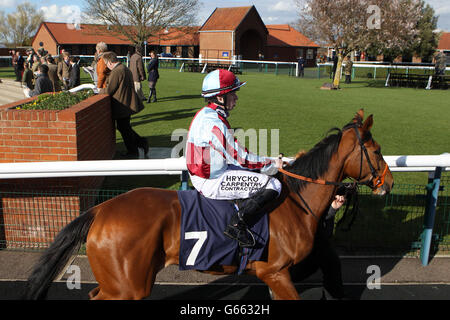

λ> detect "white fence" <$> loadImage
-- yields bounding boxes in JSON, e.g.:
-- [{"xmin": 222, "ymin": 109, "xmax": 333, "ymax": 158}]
[
  {"xmin": 0, "ymin": 154, "xmax": 448, "ymax": 180},
  {"xmin": 318, "ymin": 62, "xmax": 450, "ymax": 79}
]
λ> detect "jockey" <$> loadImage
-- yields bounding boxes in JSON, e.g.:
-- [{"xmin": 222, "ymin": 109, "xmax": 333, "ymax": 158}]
[{"xmin": 186, "ymin": 69, "xmax": 282, "ymax": 247}]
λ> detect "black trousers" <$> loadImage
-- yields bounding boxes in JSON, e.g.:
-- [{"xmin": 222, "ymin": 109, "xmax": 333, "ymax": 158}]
[
  {"xmin": 15, "ymin": 66, "xmax": 22, "ymax": 81},
  {"xmin": 345, "ymin": 75, "xmax": 351, "ymax": 84},
  {"xmin": 115, "ymin": 116, "xmax": 146, "ymax": 155},
  {"xmin": 289, "ymin": 222, "xmax": 344, "ymax": 298}
]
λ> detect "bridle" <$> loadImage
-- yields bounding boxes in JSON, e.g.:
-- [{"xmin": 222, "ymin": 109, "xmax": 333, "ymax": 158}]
[
  {"xmin": 279, "ymin": 125, "xmax": 389, "ymax": 190},
  {"xmin": 278, "ymin": 124, "xmax": 390, "ymax": 227},
  {"xmin": 352, "ymin": 126, "xmax": 389, "ymax": 189}
]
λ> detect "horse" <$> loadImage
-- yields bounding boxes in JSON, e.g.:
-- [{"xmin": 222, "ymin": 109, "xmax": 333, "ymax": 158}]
[{"xmin": 24, "ymin": 109, "xmax": 394, "ymax": 300}]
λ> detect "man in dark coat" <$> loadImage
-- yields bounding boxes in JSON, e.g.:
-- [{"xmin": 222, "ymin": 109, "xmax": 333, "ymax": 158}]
[
  {"xmin": 101, "ymin": 51, "xmax": 149, "ymax": 158},
  {"xmin": 68, "ymin": 56, "xmax": 80, "ymax": 89},
  {"xmin": 29, "ymin": 64, "xmax": 53, "ymax": 97},
  {"xmin": 147, "ymin": 51, "xmax": 159, "ymax": 103},
  {"xmin": 14, "ymin": 51, "xmax": 25, "ymax": 82},
  {"xmin": 129, "ymin": 46, "xmax": 146, "ymax": 101},
  {"xmin": 297, "ymin": 56, "xmax": 305, "ymax": 78}
]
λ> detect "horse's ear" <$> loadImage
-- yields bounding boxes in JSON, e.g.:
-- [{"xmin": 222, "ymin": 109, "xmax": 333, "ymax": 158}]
[
  {"xmin": 362, "ymin": 114, "xmax": 373, "ymax": 133},
  {"xmin": 352, "ymin": 109, "xmax": 364, "ymax": 125}
]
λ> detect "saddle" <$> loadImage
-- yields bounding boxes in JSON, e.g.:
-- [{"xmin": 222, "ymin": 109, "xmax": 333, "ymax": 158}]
[{"xmin": 177, "ymin": 190, "xmax": 269, "ymax": 272}]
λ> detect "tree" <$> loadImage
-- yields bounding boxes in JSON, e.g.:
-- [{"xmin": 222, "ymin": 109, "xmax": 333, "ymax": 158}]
[
  {"xmin": 411, "ymin": 1, "xmax": 440, "ymax": 63},
  {"xmin": 0, "ymin": 2, "xmax": 44, "ymax": 46},
  {"xmin": 83, "ymin": 0, "xmax": 200, "ymax": 48},
  {"xmin": 295, "ymin": 0, "xmax": 423, "ymax": 88}
]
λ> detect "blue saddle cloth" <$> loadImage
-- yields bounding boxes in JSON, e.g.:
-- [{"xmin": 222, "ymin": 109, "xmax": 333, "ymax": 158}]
[{"xmin": 177, "ymin": 190, "xmax": 268, "ymax": 271}]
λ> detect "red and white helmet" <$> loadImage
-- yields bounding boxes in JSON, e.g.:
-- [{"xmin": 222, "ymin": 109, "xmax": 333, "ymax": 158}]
[{"xmin": 201, "ymin": 69, "xmax": 246, "ymax": 98}]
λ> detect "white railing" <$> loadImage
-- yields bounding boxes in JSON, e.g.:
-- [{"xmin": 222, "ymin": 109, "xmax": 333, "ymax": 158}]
[{"xmin": 0, "ymin": 154, "xmax": 448, "ymax": 179}]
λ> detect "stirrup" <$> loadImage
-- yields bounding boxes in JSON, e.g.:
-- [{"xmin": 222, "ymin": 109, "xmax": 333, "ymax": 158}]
[{"xmin": 224, "ymin": 224, "xmax": 256, "ymax": 248}]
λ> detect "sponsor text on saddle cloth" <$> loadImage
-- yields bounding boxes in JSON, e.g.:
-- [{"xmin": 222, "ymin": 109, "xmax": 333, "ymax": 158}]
[{"xmin": 177, "ymin": 190, "xmax": 269, "ymax": 271}]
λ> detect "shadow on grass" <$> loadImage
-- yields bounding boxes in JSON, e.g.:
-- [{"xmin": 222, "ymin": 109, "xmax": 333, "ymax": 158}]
[{"xmin": 131, "ymin": 107, "xmax": 197, "ymax": 127}]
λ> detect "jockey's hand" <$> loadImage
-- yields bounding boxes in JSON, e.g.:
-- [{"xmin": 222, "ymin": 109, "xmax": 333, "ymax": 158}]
[
  {"xmin": 331, "ymin": 195, "xmax": 346, "ymax": 210},
  {"xmin": 275, "ymin": 153, "xmax": 284, "ymax": 169}
]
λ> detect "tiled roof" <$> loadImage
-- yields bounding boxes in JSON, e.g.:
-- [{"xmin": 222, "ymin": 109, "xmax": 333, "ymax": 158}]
[
  {"xmin": 200, "ymin": 6, "xmax": 253, "ymax": 31},
  {"xmin": 41, "ymin": 22, "xmax": 130, "ymax": 45},
  {"xmin": 437, "ymin": 32, "xmax": 450, "ymax": 50},
  {"xmin": 36, "ymin": 22, "xmax": 199, "ymax": 46},
  {"xmin": 267, "ymin": 24, "xmax": 319, "ymax": 48}
]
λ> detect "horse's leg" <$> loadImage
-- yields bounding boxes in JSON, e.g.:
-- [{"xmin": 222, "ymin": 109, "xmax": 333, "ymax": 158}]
[{"xmin": 257, "ymin": 267, "xmax": 300, "ymax": 300}]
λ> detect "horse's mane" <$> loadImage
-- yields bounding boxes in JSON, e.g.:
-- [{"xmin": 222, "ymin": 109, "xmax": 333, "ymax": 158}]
[
  {"xmin": 284, "ymin": 128, "xmax": 343, "ymax": 193},
  {"xmin": 284, "ymin": 116, "xmax": 364, "ymax": 194}
]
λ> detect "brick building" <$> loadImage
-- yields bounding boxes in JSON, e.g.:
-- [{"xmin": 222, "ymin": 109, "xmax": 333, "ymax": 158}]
[{"xmin": 31, "ymin": 5, "xmax": 318, "ymax": 64}]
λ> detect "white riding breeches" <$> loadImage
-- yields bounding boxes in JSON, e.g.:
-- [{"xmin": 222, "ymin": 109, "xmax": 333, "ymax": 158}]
[{"xmin": 190, "ymin": 169, "xmax": 282, "ymax": 200}]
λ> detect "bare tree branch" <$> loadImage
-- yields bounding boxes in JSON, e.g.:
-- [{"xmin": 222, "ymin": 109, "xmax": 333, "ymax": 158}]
[{"xmin": 83, "ymin": 0, "xmax": 200, "ymax": 46}]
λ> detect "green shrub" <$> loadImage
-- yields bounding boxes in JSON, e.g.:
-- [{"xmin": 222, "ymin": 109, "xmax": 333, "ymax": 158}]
[{"xmin": 18, "ymin": 90, "xmax": 94, "ymax": 110}]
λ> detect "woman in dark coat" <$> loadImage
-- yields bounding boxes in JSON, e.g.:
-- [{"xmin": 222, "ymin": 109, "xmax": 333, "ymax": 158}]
[{"xmin": 147, "ymin": 51, "xmax": 159, "ymax": 103}]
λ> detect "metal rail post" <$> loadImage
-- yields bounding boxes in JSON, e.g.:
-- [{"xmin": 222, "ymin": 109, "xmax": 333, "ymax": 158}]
[
  {"xmin": 420, "ymin": 166, "xmax": 443, "ymax": 266},
  {"xmin": 180, "ymin": 170, "xmax": 189, "ymax": 191}
]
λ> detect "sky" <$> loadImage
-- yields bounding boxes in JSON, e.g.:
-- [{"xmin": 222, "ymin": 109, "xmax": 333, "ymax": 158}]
[{"xmin": 0, "ymin": 0, "xmax": 449, "ymax": 31}]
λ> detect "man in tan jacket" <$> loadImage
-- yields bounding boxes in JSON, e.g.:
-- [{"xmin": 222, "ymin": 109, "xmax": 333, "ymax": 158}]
[
  {"xmin": 129, "ymin": 45, "xmax": 146, "ymax": 101},
  {"xmin": 46, "ymin": 56, "xmax": 61, "ymax": 92},
  {"xmin": 57, "ymin": 51, "xmax": 71, "ymax": 90},
  {"xmin": 101, "ymin": 51, "xmax": 149, "ymax": 158}
]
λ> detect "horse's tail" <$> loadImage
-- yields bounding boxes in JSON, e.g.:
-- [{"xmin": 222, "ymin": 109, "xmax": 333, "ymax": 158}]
[{"xmin": 23, "ymin": 208, "xmax": 95, "ymax": 300}]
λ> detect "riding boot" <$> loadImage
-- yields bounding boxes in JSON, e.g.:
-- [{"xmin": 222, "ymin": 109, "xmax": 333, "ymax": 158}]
[
  {"xmin": 151, "ymin": 88, "xmax": 157, "ymax": 103},
  {"xmin": 224, "ymin": 189, "xmax": 278, "ymax": 248}
]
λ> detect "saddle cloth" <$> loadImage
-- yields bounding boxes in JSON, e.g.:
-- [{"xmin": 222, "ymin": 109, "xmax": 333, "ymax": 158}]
[{"xmin": 177, "ymin": 190, "xmax": 268, "ymax": 271}]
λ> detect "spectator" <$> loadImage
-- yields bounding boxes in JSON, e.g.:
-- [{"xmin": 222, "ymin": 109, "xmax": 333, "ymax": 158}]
[
  {"xmin": 26, "ymin": 49, "xmax": 35, "ymax": 68},
  {"xmin": 14, "ymin": 51, "xmax": 25, "ymax": 82},
  {"xmin": 297, "ymin": 56, "xmax": 305, "ymax": 78},
  {"xmin": 68, "ymin": 56, "xmax": 80, "ymax": 89},
  {"xmin": 129, "ymin": 45, "xmax": 146, "ymax": 101},
  {"xmin": 96, "ymin": 42, "xmax": 110, "ymax": 89},
  {"xmin": 11, "ymin": 50, "xmax": 17, "ymax": 78},
  {"xmin": 344, "ymin": 56, "xmax": 353, "ymax": 84},
  {"xmin": 289, "ymin": 189, "xmax": 347, "ymax": 300},
  {"xmin": 46, "ymin": 56, "xmax": 61, "ymax": 92},
  {"xmin": 100, "ymin": 51, "xmax": 149, "ymax": 158},
  {"xmin": 434, "ymin": 50, "xmax": 447, "ymax": 76},
  {"xmin": 29, "ymin": 64, "xmax": 53, "ymax": 97},
  {"xmin": 31, "ymin": 54, "xmax": 41, "ymax": 83},
  {"xmin": 21, "ymin": 61, "xmax": 34, "ymax": 90},
  {"xmin": 146, "ymin": 51, "xmax": 159, "ymax": 103},
  {"xmin": 57, "ymin": 51, "xmax": 71, "ymax": 90}
]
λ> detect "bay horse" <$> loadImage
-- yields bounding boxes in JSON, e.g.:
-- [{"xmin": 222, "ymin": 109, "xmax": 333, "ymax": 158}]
[{"xmin": 24, "ymin": 109, "xmax": 393, "ymax": 300}]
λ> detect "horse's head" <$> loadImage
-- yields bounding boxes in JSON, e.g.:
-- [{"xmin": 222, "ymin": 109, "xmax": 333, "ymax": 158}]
[{"xmin": 341, "ymin": 109, "xmax": 394, "ymax": 195}]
